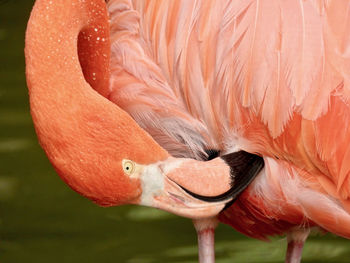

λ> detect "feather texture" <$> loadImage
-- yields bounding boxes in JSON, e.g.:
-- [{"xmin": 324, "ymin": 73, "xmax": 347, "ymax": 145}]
[{"xmin": 107, "ymin": 0, "xmax": 350, "ymax": 239}]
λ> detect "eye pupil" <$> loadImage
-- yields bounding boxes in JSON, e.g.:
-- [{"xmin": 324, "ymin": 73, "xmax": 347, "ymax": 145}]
[{"xmin": 122, "ymin": 160, "xmax": 135, "ymax": 175}]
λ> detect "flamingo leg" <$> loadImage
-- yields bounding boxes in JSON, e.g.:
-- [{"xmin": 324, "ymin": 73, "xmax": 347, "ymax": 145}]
[
  {"xmin": 285, "ymin": 228, "xmax": 310, "ymax": 263},
  {"xmin": 193, "ymin": 218, "xmax": 218, "ymax": 263}
]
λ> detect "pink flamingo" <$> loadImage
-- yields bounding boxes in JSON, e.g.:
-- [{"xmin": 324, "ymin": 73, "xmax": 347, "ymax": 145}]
[{"xmin": 25, "ymin": 0, "xmax": 350, "ymax": 262}]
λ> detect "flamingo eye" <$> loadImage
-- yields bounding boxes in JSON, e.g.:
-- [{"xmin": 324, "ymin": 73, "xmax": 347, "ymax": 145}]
[{"xmin": 122, "ymin": 159, "xmax": 135, "ymax": 175}]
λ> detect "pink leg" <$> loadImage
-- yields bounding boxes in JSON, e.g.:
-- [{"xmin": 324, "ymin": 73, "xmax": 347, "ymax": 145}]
[
  {"xmin": 285, "ymin": 228, "xmax": 310, "ymax": 263},
  {"xmin": 193, "ymin": 218, "xmax": 218, "ymax": 263}
]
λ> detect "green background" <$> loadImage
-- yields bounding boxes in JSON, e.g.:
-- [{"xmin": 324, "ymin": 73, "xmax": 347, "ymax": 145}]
[{"xmin": 0, "ymin": 1, "xmax": 349, "ymax": 262}]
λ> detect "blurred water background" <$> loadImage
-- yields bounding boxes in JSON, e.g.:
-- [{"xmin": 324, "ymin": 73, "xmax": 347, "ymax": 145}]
[{"xmin": 0, "ymin": 1, "xmax": 349, "ymax": 262}]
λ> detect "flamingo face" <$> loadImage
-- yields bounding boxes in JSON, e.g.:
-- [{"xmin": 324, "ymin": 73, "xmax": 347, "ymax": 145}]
[
  {"xmin": 122, "ymin": 157, "xmax": 234, "ymax": 219},
  {"xmin": 125, "ymin": 159, "xmax": 228, "ymax": 218},
  {"xmin": 119, "ymin": 153, "xmax": 264, "ymax": 219}
]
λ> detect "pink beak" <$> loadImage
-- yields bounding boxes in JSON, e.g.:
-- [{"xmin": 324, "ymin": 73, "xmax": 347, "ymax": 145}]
[{"xmin": 125, "ymin": 152, "xmax": 264, "ymax": 219}]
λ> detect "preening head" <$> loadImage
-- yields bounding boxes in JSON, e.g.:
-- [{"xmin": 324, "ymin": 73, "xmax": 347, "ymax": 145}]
[{"xmin": 25, "ymin": 0, "xmax": 264, "ymax": 219}]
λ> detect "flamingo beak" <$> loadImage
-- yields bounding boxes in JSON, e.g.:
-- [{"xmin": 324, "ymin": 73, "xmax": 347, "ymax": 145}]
[{"xmin": 123, "ymin": 151, "xmax": 264, "ymax": 219}]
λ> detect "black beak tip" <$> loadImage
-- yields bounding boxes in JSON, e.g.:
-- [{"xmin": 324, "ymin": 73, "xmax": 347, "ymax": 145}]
[{"xmin": 177, "ymin": 151, "xmax": 264, "ymax": 206}]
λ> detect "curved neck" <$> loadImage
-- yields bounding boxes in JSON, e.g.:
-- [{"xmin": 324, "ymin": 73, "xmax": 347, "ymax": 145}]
[
  {"xmin": 25, "ymin": 0, "xmax": 168, "ymax": 205},
  {"xmin": 26, "ymin": 0, "xmax": 110, "ymax": 97}
]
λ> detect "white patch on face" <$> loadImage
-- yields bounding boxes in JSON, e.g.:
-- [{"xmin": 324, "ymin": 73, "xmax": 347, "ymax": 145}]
[
  {"xmin": 139, "ymin": 163, "xmax": 164, "ymax": 206},
  {"xmin": 139, "ymin": 158, "xmax": 185, "ymax": 206}
]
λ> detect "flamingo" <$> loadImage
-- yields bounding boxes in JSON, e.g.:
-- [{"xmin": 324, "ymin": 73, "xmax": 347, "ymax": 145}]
[{"xmin": 25, "ymin": 0, "xmax": 350, "ymax": 262}]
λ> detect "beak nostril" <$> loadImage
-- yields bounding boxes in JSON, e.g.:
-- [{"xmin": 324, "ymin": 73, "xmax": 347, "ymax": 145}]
[{"xmin": 168, "ymin": 192, "xmax": 186, "ymax": 204}]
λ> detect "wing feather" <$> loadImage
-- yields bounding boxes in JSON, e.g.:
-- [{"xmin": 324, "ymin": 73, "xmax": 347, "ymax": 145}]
[{"xmin": 107, "ymin": 0, "xmax": 350, "ymax": 225}]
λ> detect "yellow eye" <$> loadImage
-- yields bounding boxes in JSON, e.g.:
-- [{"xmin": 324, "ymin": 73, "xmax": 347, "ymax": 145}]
[{"xmin": 122, "ymin": 159, "xmax": 135, "ymax": 175}]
